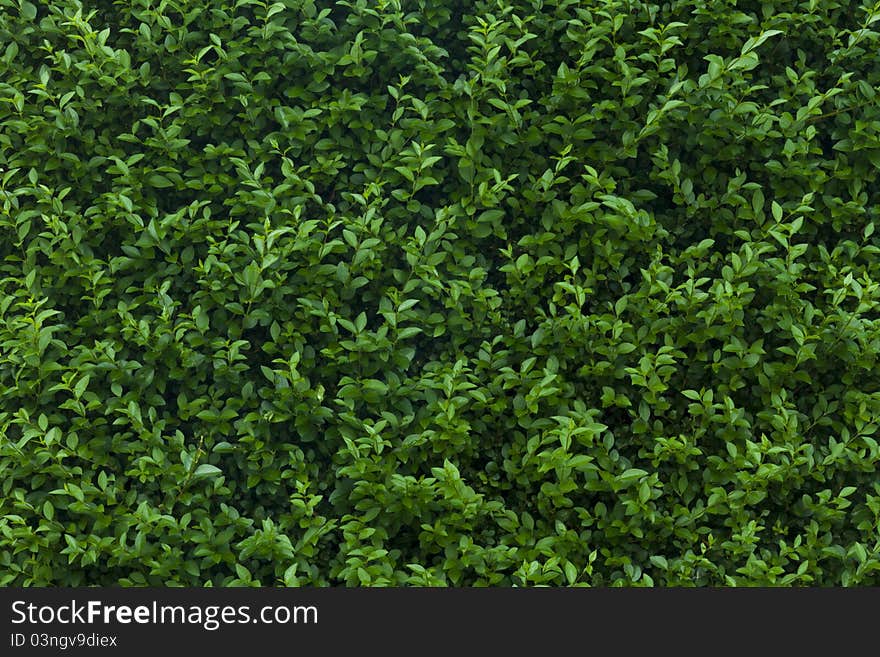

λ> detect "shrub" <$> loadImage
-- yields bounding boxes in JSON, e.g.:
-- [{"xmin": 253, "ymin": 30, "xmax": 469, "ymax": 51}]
[{"xmin": 2, "ymin": 0, "xmax": 880, "ymax": 586}]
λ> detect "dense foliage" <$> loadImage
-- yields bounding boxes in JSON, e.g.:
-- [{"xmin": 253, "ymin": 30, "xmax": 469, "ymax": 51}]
[{"xmin": 2, "ymin": 0, "xmax": 880, "ymax": 586}]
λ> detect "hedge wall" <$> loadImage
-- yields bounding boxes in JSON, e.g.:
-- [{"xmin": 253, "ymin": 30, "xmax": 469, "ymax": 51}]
[{"xmin": 2, "ymin": 0, "xmax": 880, "ymax": 586}]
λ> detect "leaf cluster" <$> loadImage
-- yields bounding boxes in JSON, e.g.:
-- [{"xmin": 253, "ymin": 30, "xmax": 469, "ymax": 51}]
[{"xmin": 2, "ymin": 0, "xmax": 880, "ymax": 586}]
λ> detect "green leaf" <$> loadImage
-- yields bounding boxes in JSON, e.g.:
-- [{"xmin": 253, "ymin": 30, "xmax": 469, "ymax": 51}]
[
  {"xmin": 74, "ymin": 374, "xmax": 90, "ymax": 399},
  {"xmin": 649, "ymin": 555, "xmax": 668, "ymax": 570},
  {"xmin": 21, "ymin": 1, "xmax": 37, "ymax": 19},
  {"xmin": 618, "ymin": 469, "xmax": 648, "ymax": 485},
  {"xmin": 147, "ymin": 174, "xmax": 173, "ymax": 188},
  {"xmin": 193, "ymin": 464, "xmax": 222, "ymax": 478},
  {"xmin": 771, "ymin": 201, "xmax": 783, "ymax": 222}
]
